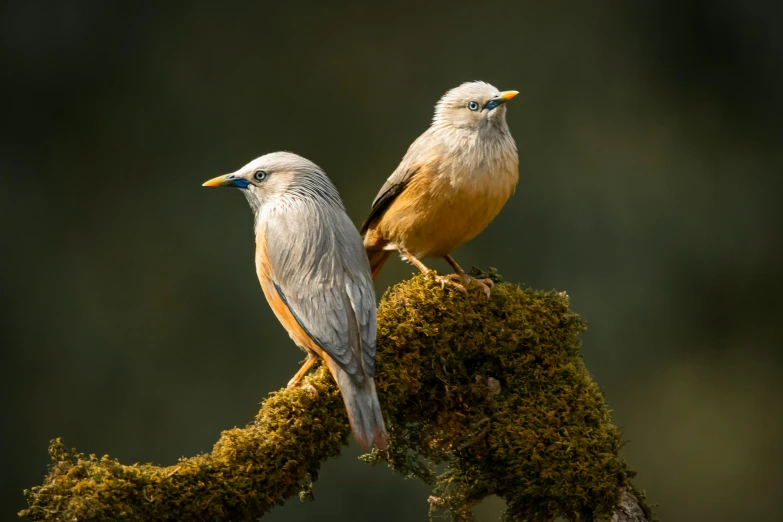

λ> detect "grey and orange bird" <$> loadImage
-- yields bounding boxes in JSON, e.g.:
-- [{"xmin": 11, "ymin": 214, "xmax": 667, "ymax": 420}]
[
  {"xmin": 361, "ymin": 81, "xmax": 519, "ymax": 297},
  {"xmin": 203, "ymin": 152, "xmax": 388, "ymax": 451}
]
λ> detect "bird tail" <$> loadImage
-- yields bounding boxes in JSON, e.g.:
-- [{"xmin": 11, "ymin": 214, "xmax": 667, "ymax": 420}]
[
  {"xmin": 366, "ymin": 249, "xmax": 391, "ymax": 280},
  {"xmin": 363, "ymin": 230, "xmax": 391, "ymax": 279},
  {"xmin": 326, "ymin": 359, "xmax": 388, "ymax": 451}
]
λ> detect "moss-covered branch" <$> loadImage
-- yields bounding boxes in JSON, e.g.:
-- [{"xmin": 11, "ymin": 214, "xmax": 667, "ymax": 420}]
[{"xmin": 20, "ymin": 271, "xmax": 654, "ymax": 521}]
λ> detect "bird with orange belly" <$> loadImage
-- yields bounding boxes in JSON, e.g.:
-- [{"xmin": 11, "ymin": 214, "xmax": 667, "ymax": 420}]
[{"xmin": 362, "ymin": 81, "xmax": 519, "ymax": 297}]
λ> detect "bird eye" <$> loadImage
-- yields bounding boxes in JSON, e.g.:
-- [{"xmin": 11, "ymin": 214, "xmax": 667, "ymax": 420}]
[
  {"xmin": 254, "ymin": 170, "xmax": 267, "ymax": 181},
  {"xmin": 468, "ymin": 101, "xmax": 479, "ymax": 111}
]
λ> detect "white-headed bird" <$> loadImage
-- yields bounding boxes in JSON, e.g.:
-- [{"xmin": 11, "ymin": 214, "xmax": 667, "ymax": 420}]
[
  {"xmin": 362, "ymin": 81, "xmax": 519, "ymax": 297},
  {"xmin": 203, "ymin": 152, "xmax": 388, "ymax": 451}
]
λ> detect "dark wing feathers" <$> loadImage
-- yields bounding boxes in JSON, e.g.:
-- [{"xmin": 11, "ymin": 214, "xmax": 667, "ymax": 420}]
[
  {"xmin": 360, "ymin": 127, "xmax": 445, "ymax": 235},
  {"xmin": 359, "ymin": 165, "xmax": 420, "ymax": 234}
]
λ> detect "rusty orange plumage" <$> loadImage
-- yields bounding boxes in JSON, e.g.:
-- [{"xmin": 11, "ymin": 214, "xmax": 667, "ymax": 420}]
[{"xmin": 362, "ymin": 82, "xmax": 519, "ymax": 296}]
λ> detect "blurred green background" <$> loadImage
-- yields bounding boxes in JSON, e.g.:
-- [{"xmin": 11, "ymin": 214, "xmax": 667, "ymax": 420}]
[{"xmin": 2, "ymin": 1, "xmax": 782, "ymax": 520}]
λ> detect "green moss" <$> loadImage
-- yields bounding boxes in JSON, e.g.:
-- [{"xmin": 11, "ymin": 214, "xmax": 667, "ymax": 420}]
[
  {"xmin": 363, "ymin": 272, "xmax": 635, "ymax": 521},
  {"xmin": 20, "ymin": 365, "xmax": 349, "ymax": 521},
  {"xmin": 20, "ymin": 271, "xmax": 652, "ymax": 521}
]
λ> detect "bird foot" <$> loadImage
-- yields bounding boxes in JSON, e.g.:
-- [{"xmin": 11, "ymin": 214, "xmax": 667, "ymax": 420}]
[
  {"xmin": 301, "ymin": 383, "xmax": 319, "ymax": 397},
  {"xmin": 445, "ymin": 273, "xmax": 494, "ymax": 298},
  {"xmin": 431, "ymin": 273, "xmax": 468, "ymax": 294},
  {"xmin": 287, "ymin": 379, "xmax": 319, "ymax": 397}
]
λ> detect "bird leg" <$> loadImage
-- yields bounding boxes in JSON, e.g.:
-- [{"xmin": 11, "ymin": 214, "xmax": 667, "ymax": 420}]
[
  {"xmin": 287, "ymin": 352, "xmax": 319, "ymax": 388},
  {"xmin": 397, "ymin": 247, "xmax": 467, "ymax": 294},
  {"xmin": 444, "ymin": 255, "xmax": 494, "ymax": 298}
]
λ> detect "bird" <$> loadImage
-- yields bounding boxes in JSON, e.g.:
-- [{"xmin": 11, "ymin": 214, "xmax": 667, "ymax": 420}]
[
  {"xmin": 203, "ymin": 152, "xmax": 388, "ymax": 451},
  {"xmin": 361, "ymin": 81, "xmax": 519, "ymax": 297}
]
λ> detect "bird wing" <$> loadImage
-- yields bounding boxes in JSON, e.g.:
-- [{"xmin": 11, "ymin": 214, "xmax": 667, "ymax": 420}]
[
  {"xmin": 359, "ymin": 165, "xmax": 419, "ymax": 235},
  {"xmin": 359, "ymin": 129, "xmax": 441, "ymax": 235},
  {"xmin": 265, "ymin": 201, "xmax": 377, "ymax": 383}
]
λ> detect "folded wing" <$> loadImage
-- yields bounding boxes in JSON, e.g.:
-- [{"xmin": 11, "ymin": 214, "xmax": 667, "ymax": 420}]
[{"xmin": 265, "ymin": 201, "xmax": 377, "ymax": 383}]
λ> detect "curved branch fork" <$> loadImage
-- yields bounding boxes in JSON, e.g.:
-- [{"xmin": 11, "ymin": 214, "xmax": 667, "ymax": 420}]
[{"xmin": 21, "ymin": 272, "xmax": 654, "ymax": 521}]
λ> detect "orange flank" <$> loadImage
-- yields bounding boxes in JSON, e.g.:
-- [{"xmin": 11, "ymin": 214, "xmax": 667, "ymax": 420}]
[
  {"xmin": 365, "ymin": 164, "xmax": 516, "ymax": 260},
  {"xmin": 255, "ymin": 225, "xmax": 329, "ymax": 368}
]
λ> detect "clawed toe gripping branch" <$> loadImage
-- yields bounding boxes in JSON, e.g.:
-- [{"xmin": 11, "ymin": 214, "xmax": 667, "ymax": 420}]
[{"xmin": 20, "ymin": 270, "xmax": 655, "ymax": 522}]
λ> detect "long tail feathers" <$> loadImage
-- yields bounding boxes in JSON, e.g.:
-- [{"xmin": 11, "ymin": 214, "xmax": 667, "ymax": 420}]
[{"xmin": 327, "ymin": 359, "xmax": 388, "ymax": 451}]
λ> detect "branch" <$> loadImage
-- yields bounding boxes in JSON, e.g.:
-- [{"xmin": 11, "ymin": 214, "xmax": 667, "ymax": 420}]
[{"xmin": 20, "ymin": 271, "xmax": 655, "ymax": 521}]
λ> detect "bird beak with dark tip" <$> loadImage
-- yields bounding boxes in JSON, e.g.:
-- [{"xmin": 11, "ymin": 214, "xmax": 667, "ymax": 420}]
[
  {"xmin": 484, "ymin": 90, "xmax": 519, "ymax": 111},
  {"xmin": 202, "ymin": 174, "xmax": 250, "ymax": 189}
]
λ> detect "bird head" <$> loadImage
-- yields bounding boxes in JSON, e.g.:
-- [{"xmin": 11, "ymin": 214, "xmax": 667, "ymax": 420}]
[
  {"xmin": 202, "ymin": 151, "xmax": 339, "ymax": 215},
  {"xmin": 433, "ymin": 81, "xmax": 518, "ymax": 131}
]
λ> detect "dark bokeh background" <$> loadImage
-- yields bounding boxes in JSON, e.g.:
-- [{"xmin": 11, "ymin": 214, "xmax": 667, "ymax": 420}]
[{"xmin": 2, "ymin": 1, "xmax": 782, "ymax": 520}]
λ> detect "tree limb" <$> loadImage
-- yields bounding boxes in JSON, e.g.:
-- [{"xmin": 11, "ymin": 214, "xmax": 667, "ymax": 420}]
[{"xmin": 20, "ymin": 271, "xmax": 655, "ymax": 521}]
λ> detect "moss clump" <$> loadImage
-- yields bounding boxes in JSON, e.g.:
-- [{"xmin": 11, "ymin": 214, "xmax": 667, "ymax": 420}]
[
  {"xmin": 20, "ymin": 271, "xmax": 650, "ymax": 521},
  {"xmin": 363, "ymin": 271, "xmax": 635, "ymax": 520},
  {"xmin": 20, "ymin": 364, "xmax": 350, "ymax": 521}
]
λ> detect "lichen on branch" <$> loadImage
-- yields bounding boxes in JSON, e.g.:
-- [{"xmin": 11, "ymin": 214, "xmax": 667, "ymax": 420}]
[{"xmin": 20, "ymin": 271, "xmax": 654, "ymax": 521}]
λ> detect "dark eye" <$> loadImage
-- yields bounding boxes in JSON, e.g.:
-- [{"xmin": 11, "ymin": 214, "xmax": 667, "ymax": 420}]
[
  {"xmin": 467, "ymin": 101, "xmax": 480, "ymax": 111},
  {"xmin": 254, "ymin": 170, "xmax": 267, "ymax": 181}
]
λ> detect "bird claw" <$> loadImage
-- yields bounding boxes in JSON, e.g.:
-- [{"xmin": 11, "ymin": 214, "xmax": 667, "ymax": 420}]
[
  {"xmin": 301, "ymin": 383, "xmax": 319, "ymax": 397},
  {"xmin": 287, "ymin": 379, "xmax": 319, "ymax": 398},
  {"xmin": 445, "ymin": 274, "xmax": 493, "ymax": 298},
  {"xmin": 473, "ymin": 277, "xmax": 494, "ymax": 298},
  {"xmin": 431, "ymin": 273, "xmax": 468, "ymax": 294}
]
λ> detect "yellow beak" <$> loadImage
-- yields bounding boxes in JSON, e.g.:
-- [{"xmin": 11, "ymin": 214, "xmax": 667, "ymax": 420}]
[
  {"xmin": 202, "ymin": 174, "xmax": 243, "ymax": 188},
  {"xmin": 496, "ymin": 90, "xmax": 519, "ymax": 102}
]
